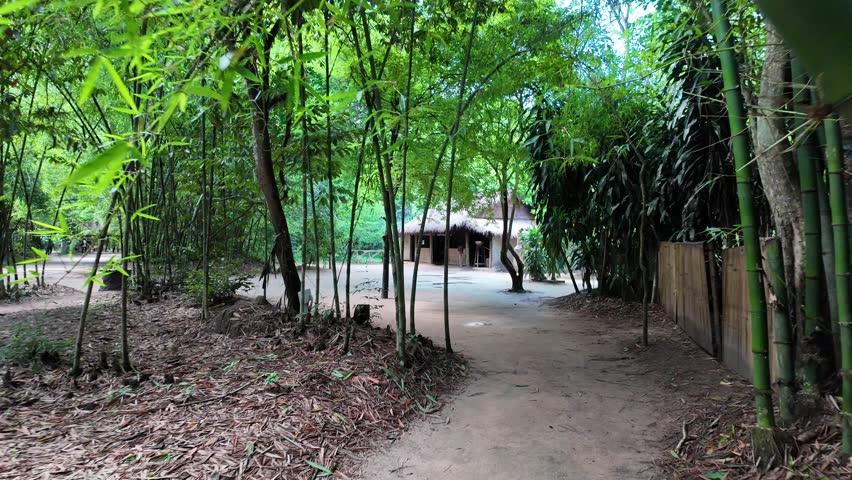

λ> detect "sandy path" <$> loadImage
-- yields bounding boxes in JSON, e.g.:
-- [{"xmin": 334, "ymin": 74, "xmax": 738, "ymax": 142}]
[{"xmin": 346, "ymin": 268, "xmax": 667, "ymax": 480}]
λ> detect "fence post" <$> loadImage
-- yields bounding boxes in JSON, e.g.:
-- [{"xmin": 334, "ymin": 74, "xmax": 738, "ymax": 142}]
[{"xmin": 706, "ymin": 243, "xmax": 722, "ymax": 358}]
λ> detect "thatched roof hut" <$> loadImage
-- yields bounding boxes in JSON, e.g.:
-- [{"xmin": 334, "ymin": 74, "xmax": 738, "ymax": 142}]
[
  {"xmin": 399, "ymin": 200, "xmax": 534, "ymax": 269},
  {"xmin": 401, "ymin": 209, "xmax": 532, "ymax": 240}
]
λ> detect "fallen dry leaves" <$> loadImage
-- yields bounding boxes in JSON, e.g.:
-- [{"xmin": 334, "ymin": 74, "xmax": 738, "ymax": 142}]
[{"xmin": 0, "ymin": 296, "xmax": 466, "ymax": 479}]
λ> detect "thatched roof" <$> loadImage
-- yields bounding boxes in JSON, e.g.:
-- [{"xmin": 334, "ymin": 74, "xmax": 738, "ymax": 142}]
[{"xmin": 401, "ymin": 209, "xmax": 533, "ymax": 240}]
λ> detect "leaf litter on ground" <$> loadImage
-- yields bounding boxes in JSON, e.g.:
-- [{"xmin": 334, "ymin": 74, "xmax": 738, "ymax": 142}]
[{"xmin": 0, "ymin": 295, "xmax": 467, "ymax": 479}]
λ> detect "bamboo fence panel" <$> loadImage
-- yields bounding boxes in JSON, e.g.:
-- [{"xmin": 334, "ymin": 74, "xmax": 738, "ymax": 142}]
[
  {"xmin": 657, "ymin": 242, "xmax": 714, "ymax": 354},
  {"xmin": 720, "ymin": 243, "xmax": 776, "ymax": 381}
]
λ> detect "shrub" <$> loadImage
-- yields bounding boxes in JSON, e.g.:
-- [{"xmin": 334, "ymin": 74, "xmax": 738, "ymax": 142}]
[
  {"xmin": 0, "ymin": 325, "xmax": 70, "ymax": 368},
  {"xmin": 521, "ymin": 226, "xmax": 563, "ymax": 281},
  {"xmin": 183, "ymin": 267, "xmax": 252, "ymax": 305}
]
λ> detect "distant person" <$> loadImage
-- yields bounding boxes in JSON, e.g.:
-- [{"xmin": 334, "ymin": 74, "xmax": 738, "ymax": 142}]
[{"xmin": 45, "ymin": 238, "xmax": 54, "ymax": 255}]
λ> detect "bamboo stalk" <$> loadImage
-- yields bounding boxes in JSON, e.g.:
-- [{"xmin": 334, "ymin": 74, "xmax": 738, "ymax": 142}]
[
  {"xmin": 767, "ymin": 238, "xmax": 796, "ymax": 423},
  {"xmin": 710, "ymin": 0, "xmax": 776, "ymax": 436},
  {"xmin": 792, "ymin": 59, "xmax": 825, "ymax": 393},
  {"xmin": 824, "ymin": 114, "xmax": 851, "ymax": 453}
]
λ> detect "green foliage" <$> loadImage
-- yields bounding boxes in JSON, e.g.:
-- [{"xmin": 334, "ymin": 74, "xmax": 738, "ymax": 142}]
[
  {"xmin": 182, "ymin": 267, "xmax": 251, "ymax": 306},
  {"xmin": 0, "ymin": 325, "xmax": 70, "ymax": 368},
  {"xmin": 520, "ymin": 226, "xmax": 560, "ymax": 281}
]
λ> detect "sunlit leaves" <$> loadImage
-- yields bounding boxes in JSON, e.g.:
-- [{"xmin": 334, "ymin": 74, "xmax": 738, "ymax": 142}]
[
  {"xmin": 0, "ymin": 0, "xmax": 39, "ymax": 17},
  {"xmin": 66, "ymin": 142, "xmax": 131, "ymax": 185},
  {"xmin": 131, "ymin": 204, "xmax": 160, "ymax": 222},
  {"xmin": 101, "ymin": 58, "xmax": 139, "ymax": 113},
  {"xmin": 16, "ymin": 247, "xmax": 49, "ymax": 266}
]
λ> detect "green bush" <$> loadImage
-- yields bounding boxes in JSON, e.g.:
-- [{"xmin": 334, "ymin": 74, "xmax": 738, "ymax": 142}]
[
  {"xmin": 521, "ymin": 227, "xmax": 563, "ymax": 281},
  {"xmin": 183, "ymin": 267, "xmax": 252, "ymax": 305},
  {"xmin": 0, "ymin": 325, "xmax": 70, "ymax": 368}
]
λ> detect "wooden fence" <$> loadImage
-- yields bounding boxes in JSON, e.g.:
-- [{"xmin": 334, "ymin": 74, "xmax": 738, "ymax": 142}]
[
  {"xmin": 657, "ymin": 242, "xmax": 715, "ymax": 354},
  {"xmin": 658, "ymin": 240, "xmax": 777, "ymax": 380},
  {"xmin": 720, "ymin": 242, "xmax": 777, "ymax": 381}
]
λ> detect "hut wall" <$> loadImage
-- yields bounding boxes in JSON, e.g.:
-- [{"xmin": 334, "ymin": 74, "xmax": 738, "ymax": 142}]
[
  {"xmin": 490, "ymin": 235, "xmax": 520, "ymax": 270},
  {"xmin": 403, "ymin": 235, "xmax": 412, "ymax": 261}
]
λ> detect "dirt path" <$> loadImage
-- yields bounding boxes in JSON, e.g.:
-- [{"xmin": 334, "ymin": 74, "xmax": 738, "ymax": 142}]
[
  {"xmin": 9, "ymin": 257, "xmax": 728, "ymax": 479},
  {"xmin": 353, "ymin": 277, "xmax": 670, "ymax": 479}
]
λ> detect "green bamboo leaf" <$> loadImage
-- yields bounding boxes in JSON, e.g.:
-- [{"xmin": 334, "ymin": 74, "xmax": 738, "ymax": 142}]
[
  {"xmin": 31, "ymin": 220, "xmax": 63, "ymax": 233},
  {"xmin": 131, "ymin": 204, "xmax": 160, "ymax": 222},
  {"xmin": 66, "ymin": 142, "xmax": 129, "ymax": 185},
  {"xmin": 0, "ymin": 0, "xmax": 39, "ymax": 15},
  {"xmin": 184, "ymin": 84, "xmax": 222, "ymax": 102},
  {"xmin": 305, "ymin": 460, "xmax": 333, "ymax": 477},
  {"xmin": 85, "ymin": 276, "xmax": 106, "ymax": 287},
  {"xmin": 232, "ymin": 65, "xmax": 260, "ymax": 84},
  {"xmin": 63, "ymin": 47, "xmax": 99, "ymax": 58},
  {"xmin": 298, "ymin": 51, "xmax": 327, "ymax": 63},
  {"xmin": 16, "ymin": 247, "xmax": 48, "ymax": 265},
  {"xmin": 58, "ymin": 211, "xmax": 69, "ymax": 233},
  {"xmin": 156, "ymin": 95, "xmax": 180, "ymax": 133},
  {"xmin": 79, "ymin": 57, "xmax": 104, "ymax": 106},
  {"xmin": 101, "ymin": 58, "xmax": 139, "ymax": 114}
]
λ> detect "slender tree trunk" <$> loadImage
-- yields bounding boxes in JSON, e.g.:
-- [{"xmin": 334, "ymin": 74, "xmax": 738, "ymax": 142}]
[
  {"xmin": 499, "ymin": 186, "xmax": 523, "ymax": 292},
  {"xmin": 710, "ymin": 0, "xmax": 778, "ymax": 453},
  {"xmin": 767, "ymin": 238, "xmax": 796, "ymax": 423},
  {"xmin": 345, "ymin": 126, "xmax": 368, "ymax": 320},
  {"xmin": 298, "ymin": 28, "xmax": 309, "ymax": 318},
  {"xmin": 71, "ymin": 194, "xmax": 119, "ymax": 376},
  {"xmin": 816, "ymin": 155, "xmax": 840, "ymax": 365},
  {"xmin": 324, "ymin": 14, "xmax": 340, "ymax": 318},
  {"xmin": 752, "ymin": 24, "xmax": 804, "ymax": 356},
  {"xmin": 441, "ymin": 0, "xmax": 482, "ymax": 354},
  {"xmin": 309, "ymin": 165, "xmax": 320, "ymax": 311},
  {"xmin": 381, "ymin": 230, "xmax": 390, "ymax": 299},
  {"xmin": 247, "ymin": 78, "xmax": 301, "ymax": 312},
  {"xmin": 401, "ymin": 4, "xmax": 416, "ymax": 333},
  {"xmin": 792, "ymin": 58, "xmax": 824, "ymax": 393},
  {"xmin": 824, "ymin": 114, "xmax": 852, "ymax": 453},
  {"xmin": 639, "ymin": 156, "xmax": 648, "ymax": 346},
  {"xmin": 201, "ymin": 103, "xmax": 210, "ymax": 319},
  {"xmin": 120, "ymin": 191, "xmax": 131, "ymax": 371}
]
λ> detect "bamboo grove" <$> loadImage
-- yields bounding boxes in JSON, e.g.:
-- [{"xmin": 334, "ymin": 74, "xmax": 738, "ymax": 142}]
[{"xmin": 1, "ymin": 0, "xmax": 851, "ymax": 458}]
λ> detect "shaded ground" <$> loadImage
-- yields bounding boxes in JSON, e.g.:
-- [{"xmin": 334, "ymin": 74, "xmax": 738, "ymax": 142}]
[
  {"xmin": 6, "ymin": 257, "xmax": 846, "ymax": 478},
  {"xmin": 0, "ymin": 295, "xmax": 464, "ymax": 479}
]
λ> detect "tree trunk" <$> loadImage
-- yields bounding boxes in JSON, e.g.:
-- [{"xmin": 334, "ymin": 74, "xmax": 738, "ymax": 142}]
[
  {"xmin": 752, "ymin": 23, "xmax": 804, "ymax": 354},
  {"xmin": 500, "ymin": 187, "xmax": 524, "ymax": 292},
  {"xmin": 248, "ymin": 81, "xmax": 301, "ymax": 312},
  {"xmin": 71, "ymin": 194, "xmax": 119, "ymax": 376},
  {"xmin": 381, "ymin": 231, "xmax": 390, "ymax": 299},
  {"xmin": 324, "ymin": 15, "xmax": 340, "ymax": 318}
]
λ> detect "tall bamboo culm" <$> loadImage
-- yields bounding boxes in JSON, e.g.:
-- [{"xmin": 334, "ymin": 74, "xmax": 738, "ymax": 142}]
[
  {"xmin": 766, "ymin": 238, "xmax": 796, "ymax": 423},
  {"xmin": 791, "ymin": 59, "xmax": 823, "ymax": 394},
  {"xmin": 824, "ymin": 114, "xmax": 851, "ymax": 453},
  {"xmin": 709, "ymin": 0, "xmax": 778, "ymax": 455}
]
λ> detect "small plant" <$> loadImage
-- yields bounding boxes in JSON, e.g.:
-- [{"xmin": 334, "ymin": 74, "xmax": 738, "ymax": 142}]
[
  {"xmin": 0, "ymin": 325, "xmax": 70, "ymax": 368},
  {"xmin": 105, "ymin": 386, "xmax": 134, "ymax": 401},
  {"xmin": 179, "ymin": 382, "xmax": 196, "ymax": 396},
  {"xmin": 261, "ymin": 372, "xmax": 280, "ymax": 385},
  {"xmin": 223, "ymin": 359, "xmax": 241, "ymax": 373},
  {"xmin": 182, "ymin": 267, "xmax": 251, "ymax": 305}
]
